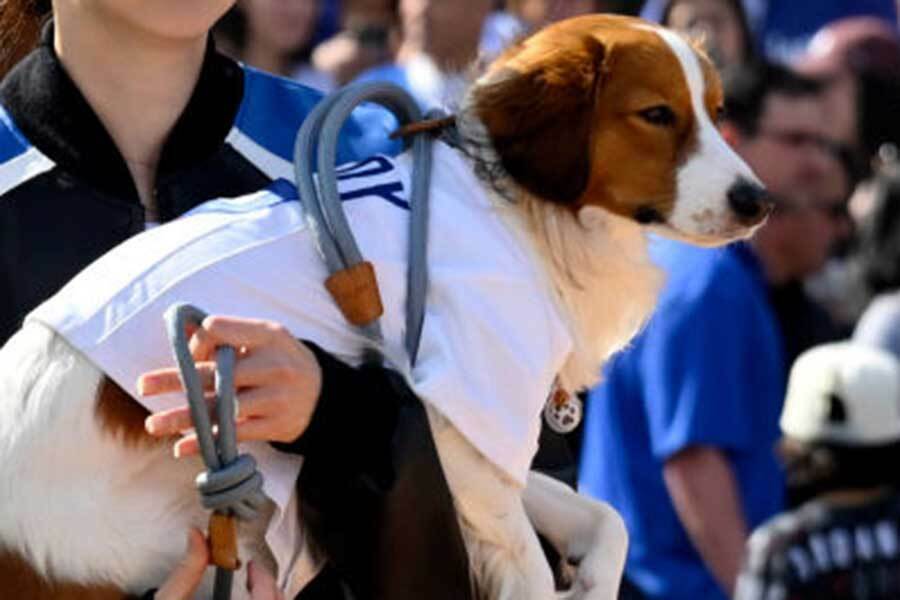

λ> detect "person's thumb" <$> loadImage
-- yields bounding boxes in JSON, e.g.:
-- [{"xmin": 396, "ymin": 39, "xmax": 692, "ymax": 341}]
[
  {"xmin": 154, "ymin": 529, "xmax": 210, "ymax": 600},
  {"xmin": 247, "ymin": 560, "xmax": 285, "ymax": 600}
]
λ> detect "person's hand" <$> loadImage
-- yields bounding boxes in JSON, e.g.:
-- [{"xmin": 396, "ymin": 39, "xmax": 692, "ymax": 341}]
[
  {"xmin": 138, "ymin": 315, "xmax": 322, "ymax": 457},
  {"xmin": 154, "ymin": 529, "xmax": 209, "ymax": 600},
  {"xmin": 154, "ymin": 528, "xmax": 285, "ymax": 600}
]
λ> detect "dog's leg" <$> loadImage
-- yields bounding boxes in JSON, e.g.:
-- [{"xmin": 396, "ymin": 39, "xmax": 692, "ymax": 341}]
[
  {"xmin": 523, "ymin": 471, "xmax": 628, "ymax": 600},
  {"xmin": 427, "ymin": 408, "xmax": 555, "ymax": 600}
]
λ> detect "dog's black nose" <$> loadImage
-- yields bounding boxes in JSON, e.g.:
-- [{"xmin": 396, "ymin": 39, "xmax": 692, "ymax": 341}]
[{"xmin": 727, "ymin": 179, "xmax": 771, "ymax": 222}]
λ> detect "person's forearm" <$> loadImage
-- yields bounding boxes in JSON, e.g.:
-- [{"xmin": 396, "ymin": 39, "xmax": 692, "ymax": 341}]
[{"xmin": 663, "ymin": 446, "xmax": 748, "ymax": 596}]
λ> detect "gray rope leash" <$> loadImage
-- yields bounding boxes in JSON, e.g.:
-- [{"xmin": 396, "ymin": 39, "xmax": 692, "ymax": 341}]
[
  {"xmin": 293, "ymin": 82, "xmax": 435, "ymax": 364},
  {"xmin": 164, "ymin": 303, "xmax": 266, "ymax": 600}
]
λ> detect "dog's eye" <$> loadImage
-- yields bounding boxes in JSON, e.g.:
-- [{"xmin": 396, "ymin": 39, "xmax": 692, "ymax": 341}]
[{"xmin": 638, "ymin": 105, "xmax": 676, "ymax": 127}]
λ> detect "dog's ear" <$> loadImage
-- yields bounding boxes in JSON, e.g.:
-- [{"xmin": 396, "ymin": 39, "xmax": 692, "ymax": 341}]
[{"xmin": 470, "ymin": 34, "xmax": 606, "ymax": 206}]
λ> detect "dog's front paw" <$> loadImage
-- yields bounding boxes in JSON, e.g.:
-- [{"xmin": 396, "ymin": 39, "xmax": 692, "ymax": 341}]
[{"xmin": 549, "ymin": 501, "xmax": 628, "ymax": 600}]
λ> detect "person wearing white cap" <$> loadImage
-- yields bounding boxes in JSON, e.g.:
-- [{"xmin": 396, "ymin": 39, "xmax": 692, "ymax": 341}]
[{"xmin": 735, "ymin": 341, "xmax": 900, "ymax": 599}]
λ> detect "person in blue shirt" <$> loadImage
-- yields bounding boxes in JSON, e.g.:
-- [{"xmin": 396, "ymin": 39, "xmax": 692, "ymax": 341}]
[{"xmin": 579, "ymin": 61, "xmax": 848, "ymax": 600}]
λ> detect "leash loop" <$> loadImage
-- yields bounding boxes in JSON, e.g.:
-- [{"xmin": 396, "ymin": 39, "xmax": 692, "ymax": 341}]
[{"xmin": 164, "ymin": 302, "xmax": 267, "ymax": 600}]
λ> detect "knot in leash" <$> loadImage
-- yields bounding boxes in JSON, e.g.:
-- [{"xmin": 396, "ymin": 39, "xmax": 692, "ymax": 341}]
[
  {"xmin": 196, "ymin": 454, "xmax": 264, "ymax": 519},
  {"xmin": 165, "ymin": 302, "xmax": 267, "ymax": 599}
]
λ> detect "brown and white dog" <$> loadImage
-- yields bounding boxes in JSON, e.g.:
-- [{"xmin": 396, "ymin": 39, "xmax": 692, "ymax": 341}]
[{"xmin": 0, "ymin": 14, "xmax": 769, "ymax": 600}]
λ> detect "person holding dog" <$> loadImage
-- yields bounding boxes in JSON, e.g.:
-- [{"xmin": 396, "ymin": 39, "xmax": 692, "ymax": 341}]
[{"xmin": 0, "ymin": 0, "xmax": 472, "ymax": 598}]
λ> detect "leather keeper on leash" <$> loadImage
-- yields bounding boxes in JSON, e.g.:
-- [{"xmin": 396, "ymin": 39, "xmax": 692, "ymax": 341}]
[
  {"xmin": 325, "ymin": 261, "xmax": 384, "ymax": 326},
  {"xmin": 208, "ymin": 512, "xmax": 240, "ymax": 571}
]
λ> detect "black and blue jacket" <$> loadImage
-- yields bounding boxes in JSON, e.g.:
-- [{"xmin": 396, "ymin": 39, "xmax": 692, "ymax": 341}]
[{"xmin": 0, "ymin": 25, "xmax": 394, "ymax": 344}]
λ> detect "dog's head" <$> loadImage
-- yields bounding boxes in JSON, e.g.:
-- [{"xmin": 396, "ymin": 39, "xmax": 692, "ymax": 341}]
[{"xmin": 464, "ymin": 14, "xmax": 770, "ymax": 245}]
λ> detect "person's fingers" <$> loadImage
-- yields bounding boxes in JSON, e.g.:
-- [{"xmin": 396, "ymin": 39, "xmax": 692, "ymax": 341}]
[
  {"xmin": 154, "ymin": 529, "xmax": 210, "ymax": 600},
  {"xmin": 187, "ymin": 324, "xmax": 217, "ymax": 362},
  {"xmin": 145, "ymin": 383, "xmax": 282, "ymax": 437},
  {"xmin": 145, "ymin": 400, "xmax": 209, "ymax": 437},
  {"xmin": 173, "ymin": 434, "xmax": 200, "ymax": 458},
  {"xmin": 138, "ymin": 363, "xmax": 216, "ymax": 397},
  {"xmin": 201, "ymin": 316, "xmax": 288, "ymax": 351},
  {"xmin": 247, "ymin": 560, "xmax": 285, "ymax": 600},
  {"xmin": 139, "ymin": 344, "xmax": 300, "ymax": 398},
  {"xmin": 170, "ymin": 411, "xmax": 301, "ymax": 457}
]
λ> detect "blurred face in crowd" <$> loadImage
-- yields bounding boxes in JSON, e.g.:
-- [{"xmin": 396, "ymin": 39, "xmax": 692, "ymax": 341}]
[
  {"xmin": 665, "ymin": 0, "xmax": 746, "ymax": 68},
  {"xmin": 241, "ymin": 0, "xmax": 318, "ymax": 56},
  {"xmin": 401, "ymin": 0, "xmax": 493, "ymax": 70},
  {"xmin": 772, "ymin": 152, "xmax": 852, "ymax": 278},
  {"xmin": 726, "ymin": 91, "xmax": 846, "ymax": 280},
  {"xmin": 55, "ymin": 0, "xmax": 236, "ymax": 42},
  {"xmin": 816, "ymin": 68, "xmax": 858, "ymax": 149},
  {"xmin": 729, "ymin": 92, "xmax": 833, "ymax": 198}
]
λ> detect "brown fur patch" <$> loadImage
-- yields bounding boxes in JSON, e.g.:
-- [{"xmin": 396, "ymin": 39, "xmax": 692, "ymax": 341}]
[
  {"xmin": 94, "ymin": 376, "xmax": 156, "ymax": 447},
  {"xmin": 0, "ymin": 549, "xmax": 129, "ymax": 600}
]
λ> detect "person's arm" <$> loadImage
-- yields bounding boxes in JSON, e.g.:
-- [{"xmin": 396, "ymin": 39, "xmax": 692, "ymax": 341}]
[{"xmin": 663, "ymin": 445, "xmax": 748, "ymax": 597}]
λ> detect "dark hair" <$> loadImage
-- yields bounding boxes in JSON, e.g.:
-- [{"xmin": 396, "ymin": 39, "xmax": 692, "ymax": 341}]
[
  {"xmin": 661, "ymin": 0, "xmax": 757, "ymax": 65},
  {"xmin": 858, "ymin": 159, "xmax": 900, "ymax": 293},
  {"xmin": 0, "ymin": 0, "xmax": 50, "ymax": 79},
  {"xmin": 722, "ymin": 60, "xmax": 824, "ymax": 136},
  {"xmin": 780, "ymin": 437, "xmax": 900, "ymax": 508}
]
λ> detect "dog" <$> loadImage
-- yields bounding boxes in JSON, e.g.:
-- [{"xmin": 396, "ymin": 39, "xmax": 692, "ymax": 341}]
[{"xmin": 0, "ymin": 14, "xmax": 769, "ymax": 600}]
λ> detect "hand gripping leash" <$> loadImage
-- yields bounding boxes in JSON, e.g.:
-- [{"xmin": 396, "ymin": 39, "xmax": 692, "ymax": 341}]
[{"xmin": 165, "ymin": 303, "xmax": 267, "ymax": 600}]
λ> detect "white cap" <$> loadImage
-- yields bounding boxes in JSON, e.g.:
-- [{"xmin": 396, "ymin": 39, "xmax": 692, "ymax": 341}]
[{"xmin": 781, "ymin": 342, "xmax": 900, "ymax": 445}]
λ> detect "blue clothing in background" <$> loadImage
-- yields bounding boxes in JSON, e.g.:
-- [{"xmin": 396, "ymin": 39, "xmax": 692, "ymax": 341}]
[
  {"xmin": 579, "ymin": 240, "xmax": 786, "ymax": 600},
  {"xmin": 763, "ymin": 0, "xmax": 897, "ymax": 60},
  {"xmin": 354, "ymin": 63, "xmax": 414, "ymax": 98},
  {"xmin": 640, "ymin": 0, "xmax": 897, "ymax": 61}
]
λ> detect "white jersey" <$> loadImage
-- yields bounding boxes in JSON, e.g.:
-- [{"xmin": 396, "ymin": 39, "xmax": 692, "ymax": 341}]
[{"xmin": 28, "ymin": 140, "xmax": 572, "ymax": 579}]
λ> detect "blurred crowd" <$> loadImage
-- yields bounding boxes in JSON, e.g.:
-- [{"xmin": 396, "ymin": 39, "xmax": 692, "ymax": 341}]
[{"xmin": 219, "ymin": 0, "xmax": 900, "ymax": 599}]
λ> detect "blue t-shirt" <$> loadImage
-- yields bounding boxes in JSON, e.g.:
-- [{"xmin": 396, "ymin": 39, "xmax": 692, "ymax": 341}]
[{"xmin": 579, "ymin": 239, "xmax": 786, "ymax": 600}]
